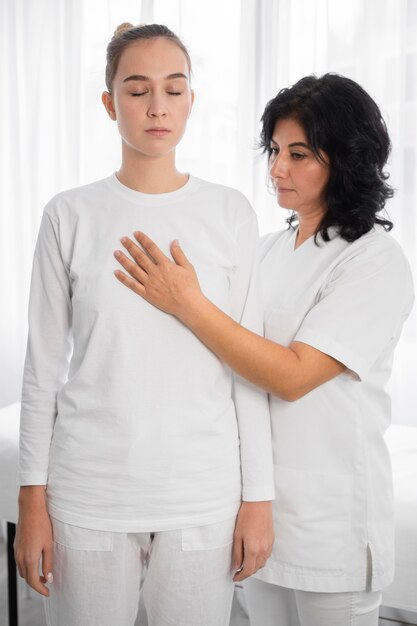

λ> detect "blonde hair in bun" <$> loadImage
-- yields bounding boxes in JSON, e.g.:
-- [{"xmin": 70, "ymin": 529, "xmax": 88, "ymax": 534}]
[
  {"xmin": 113, "ymin": 22, "xmax": 135, "ymax": 37},
  {"xmin": 105, "ymin": 23, "xmax": 192, "ymax": 93}
]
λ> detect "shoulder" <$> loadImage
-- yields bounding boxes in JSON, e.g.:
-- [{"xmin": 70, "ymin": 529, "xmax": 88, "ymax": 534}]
[
  {"xmin": 191, "ymin": 177, "xmax": 255, "ymax": 225},
  {"xmin": 259, "ymin": 228, "xmax": 293, "ymax": 262},
  {"xmin": 192, "ymin": 177, "xmax": 251, "ymax": 205},
  {"xmin": 337, "ymin": 227, "xmax": 412, "ymax": 273},
  {"xmin": 327, "ymin": 227, "xmax": 414, "ymax": 306},
  {"xmin": 43, "ymin": 177, "xmax": 110, "ymax": 222}
]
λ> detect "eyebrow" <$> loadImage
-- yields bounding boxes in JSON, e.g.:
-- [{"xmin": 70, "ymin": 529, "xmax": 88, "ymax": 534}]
[
  {"xmin": 122, "ymin": 72, "xmax": 188, "ymax": 83},
  {"xmin": 271, "ymin": 139, "xmax": 312, "ymax": 150}
]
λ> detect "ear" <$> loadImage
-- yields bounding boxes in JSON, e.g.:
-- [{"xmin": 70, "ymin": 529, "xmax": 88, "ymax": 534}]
[
  {"xmin": 188, "ymin": 89, "xmax": 195, "ymax": 117},
  {"xmin": 102, "ymin": 91, "xmax": 117, "ymax": 121}
]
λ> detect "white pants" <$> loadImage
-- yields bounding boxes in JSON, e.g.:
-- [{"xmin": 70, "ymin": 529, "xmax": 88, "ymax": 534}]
[
  {"xmin": 44, "ymin": 516, "xmax": 236, "ymax": 626},
  {"xmin": 243, "ymin": 577, "xmax": 382, "ymax": 626}
]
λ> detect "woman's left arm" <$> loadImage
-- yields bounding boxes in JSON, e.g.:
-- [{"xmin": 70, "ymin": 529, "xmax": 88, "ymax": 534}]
[{"xmin": 114, "ymin": 232, "xmax": 345, "ymax": 402}]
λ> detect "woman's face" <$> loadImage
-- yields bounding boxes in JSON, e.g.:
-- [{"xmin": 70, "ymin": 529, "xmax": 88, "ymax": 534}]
[
  {"xmin": 102, "ymin": 37, "xmax": 194, "ymax": 158},
  {"xmin": 269, "ymin": 117, "xmax": 330, "ymax": 219}
]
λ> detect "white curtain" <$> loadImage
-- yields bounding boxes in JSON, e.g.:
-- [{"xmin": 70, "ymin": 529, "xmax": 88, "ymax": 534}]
[
  {"xmin": 1, "ymin": 0, "xmax": 416, "ymax": 424},
  {"xmin": 0, "ymin": 0, "xmax": 147, "ymax": 406}
]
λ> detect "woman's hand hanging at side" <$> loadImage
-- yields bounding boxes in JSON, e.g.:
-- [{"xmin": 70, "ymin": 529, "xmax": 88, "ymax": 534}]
[
  {"xmin": 114, "ymin": 231, "xmax": 205, "ymax": 321},
  {"xmin": 14, "ymin": 486, "xmax": 54, "ymax": 597}
]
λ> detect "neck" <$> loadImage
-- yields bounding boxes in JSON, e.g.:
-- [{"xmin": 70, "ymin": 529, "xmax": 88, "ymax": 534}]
[
  {"xmin": 295, "ymin": 206, "xmax": 325, "ymax": 248},
  {"xmin": 117, "ymin": 143, "xmax": 188, "ymax": 194}
]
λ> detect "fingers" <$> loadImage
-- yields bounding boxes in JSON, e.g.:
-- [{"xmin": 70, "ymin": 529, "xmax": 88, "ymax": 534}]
[
  {"xmin": 232, "ymin": 542, "xmax": 270, "ymax": 582},
  {"xmin": 232, "ymin": 534, "xmax": 243, "ymax": 573},
  {"xmin": 114, "ymin": 269, "xmax": 147, "ymax": 296},
  {"xmin": 114, "ymin": 249, "xmax": 149, "ymax": 284},
  {"xmin": 133, "ymin": 231, "xmax": 168, "ymax": 264},
  {"xmin": 120, "ymin": 237, "xmax": 155, "ymax": 273},
  {"xmin": 15, "ymin": 551, "xmax": 51, "ymax": 597},
  {"xmin": 233, "ymin": 551, "xmax": 257, "ymax": 582},
  {"xmin": 26, "ymin": 562, "xmax": 50, "ymax": 597},
  {"xmin": 42, "ymin": 544, "xmax": 54, "ymax": 585},
  {"xmin": 170, "ymin": 240, "xmax": 191, "ymax": 268},
  {"xmin": 16, "ymin": 561, "xmax": 24, "ymax": 578}
]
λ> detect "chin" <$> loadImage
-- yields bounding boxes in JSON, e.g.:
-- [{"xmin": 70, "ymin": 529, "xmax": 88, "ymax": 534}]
[{"xmin": 277, "ymin": 198, "xmax": 294, "ymax": 210}]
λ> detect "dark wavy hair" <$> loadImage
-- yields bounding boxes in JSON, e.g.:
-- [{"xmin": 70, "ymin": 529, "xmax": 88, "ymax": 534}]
[{"xmin": 260, "ymin": 73, "xmax": 394, "ymax": 242}]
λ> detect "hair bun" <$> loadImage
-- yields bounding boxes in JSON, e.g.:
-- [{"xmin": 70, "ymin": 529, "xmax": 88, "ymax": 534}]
[{"xmin": 114, "ymin": 22, "xmax": 135, "ymax": 37}]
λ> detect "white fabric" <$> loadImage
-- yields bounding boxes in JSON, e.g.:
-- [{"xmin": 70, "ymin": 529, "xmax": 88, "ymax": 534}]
[
  {"xmin": 0, "ymin": 402, "xmax": 20, "ymax": 523},
  {"xmin": 44, "ymin": 515, "xmax": 236, "ymax": 626},
  {"xmin": 382, "ymin": 425, "xmax": 417, "ymax": 613},
  {"xmin": 256, "ymin": 227, "xmax": 414, "ymax": 592},
  {"xmin": 18, "ymin": 174, "xmax": 274, "ymax": 532},
  {"xmin": 243, "ymin": 577, "xmax": 382, "ymax": 626}
]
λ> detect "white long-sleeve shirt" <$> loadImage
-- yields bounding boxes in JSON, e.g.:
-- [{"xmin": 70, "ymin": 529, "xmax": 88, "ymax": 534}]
[{"xmin": 19, "ymin": 173, "xmax": 274, "ymax": 532}]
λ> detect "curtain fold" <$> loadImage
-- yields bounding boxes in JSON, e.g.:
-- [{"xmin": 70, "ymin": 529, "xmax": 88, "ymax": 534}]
[{"xmin": 0, "ymin": 0, "xmax": 142, "ymax": 406}]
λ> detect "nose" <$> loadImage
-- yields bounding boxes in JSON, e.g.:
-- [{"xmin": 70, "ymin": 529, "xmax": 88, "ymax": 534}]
[
  {"xmin": 147, "ymin": 92, "xmax": 168, "ymax": 118},
  {"xmin": 269, "ymin": 152, "xmax": 288, "ymax": 179}
]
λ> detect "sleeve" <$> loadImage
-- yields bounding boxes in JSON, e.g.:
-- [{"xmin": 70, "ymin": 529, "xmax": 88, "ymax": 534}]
[
  {"xmin": 230, "ymin": 208, "xmax": 275, "ymax": 501},
  {"xmin": 18, "ymin": 210, "xmax": 73, "ymax": 485},
  {"xmin": 294, "ymin": 238, "xmax": 415, "ymax": 380}
]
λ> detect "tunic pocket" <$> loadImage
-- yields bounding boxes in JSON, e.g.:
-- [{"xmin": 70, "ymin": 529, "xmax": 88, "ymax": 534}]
[
  {"xmin": 181, "ymin": 516, "xmax": 236, "ymax": 552},
  {"xmin": 272, "ymin": 466, "xmax": 353, "ymax": 572},
  {"xmin": 51, "ymin": 517, "xmax": 114, "ymax": 552}
]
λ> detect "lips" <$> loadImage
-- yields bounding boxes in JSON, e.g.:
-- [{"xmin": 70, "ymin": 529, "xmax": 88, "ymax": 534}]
[
  {"xmin": 146, "ymin": 128, "xmax": 171, "ymax": 137},
  {"xmin": 277, "ymin": 187, "xmax": 294, "ymax": 193}
]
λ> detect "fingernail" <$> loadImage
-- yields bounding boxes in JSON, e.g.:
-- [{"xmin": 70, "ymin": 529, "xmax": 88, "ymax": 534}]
[
  {"xmin": 114, "ymin": 250, "xmax": 121, "ymax": 257},
  {"xmin": 173, "ymin": 240, "xmax": 180, "ymax": 246},
  {"xmin": 120, "ymin": 237, "xmax": 127, "ymax": 244},
  {"xmin": 46, "ymin": 572, "xmax": 53, "ymax": 583}
]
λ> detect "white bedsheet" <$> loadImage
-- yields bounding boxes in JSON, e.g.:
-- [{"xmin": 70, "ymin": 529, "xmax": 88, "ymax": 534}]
[
  {"xmin": 0, "ymin": 402, "xmax": 20, "ymax": 524},
  {"xmin": 1, "ymin": 404, "xmax": 416, "ymax": 610}
]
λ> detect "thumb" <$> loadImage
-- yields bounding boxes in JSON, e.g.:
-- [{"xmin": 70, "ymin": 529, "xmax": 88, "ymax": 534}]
[
  {"xmin": 170, "ymin": 240, "xmax": 190, "ymax": 267},
  {"xmin": 41, "ymin": 544, "xmax": 54, "ymax": 584},
  {"xmin": 232, "ymin": 534, "xmax": 243, "ymax": 571}
]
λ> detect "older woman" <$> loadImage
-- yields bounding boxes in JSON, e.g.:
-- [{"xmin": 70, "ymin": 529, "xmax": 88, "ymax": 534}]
[{"xmin": 114, "ymin": 74, "xmax": 415, "ymax": 626}]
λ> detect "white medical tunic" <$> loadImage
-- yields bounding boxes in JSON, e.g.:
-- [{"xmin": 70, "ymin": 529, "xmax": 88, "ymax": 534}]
[{"xmin": 256, "ymin": 226, "xmax": 414, "ymax": 592}]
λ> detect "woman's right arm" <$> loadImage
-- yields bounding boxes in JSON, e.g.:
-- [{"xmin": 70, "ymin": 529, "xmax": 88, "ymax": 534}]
[
  {"xmin": 16, "ymin": 207, "xmax": 72, "ymax": 596},
  {"xmin": 15, "ymin": 486, "xmax": 53, "ymax": 596},
  {"xmin": 115, "ymin": 232, "xmax": 414, "ymax": 398},
  {"xmin": 114, "ymin": 233, "xmax": 346, "ymax": 400}
]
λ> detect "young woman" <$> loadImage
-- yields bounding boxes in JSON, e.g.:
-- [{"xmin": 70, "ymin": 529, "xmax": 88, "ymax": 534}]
[
  {"xmin": 113, "ymin": 74, "xmax": 415, "ymax": 626},
  {"xmin": 14, "ymin": 23, "xmax": 275, "ymax": 626}
]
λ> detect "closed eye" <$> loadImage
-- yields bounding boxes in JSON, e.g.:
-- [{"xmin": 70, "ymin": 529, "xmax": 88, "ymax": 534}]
[{"xmin": 130, "ymin": 91, "xmax": 183, "ymax": 97}]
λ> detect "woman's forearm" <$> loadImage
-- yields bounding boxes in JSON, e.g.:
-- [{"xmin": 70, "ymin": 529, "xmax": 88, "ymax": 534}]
[
  {"xmin": 115, "ymin": 234, "xmax": 346, "ymax": 400},
  {"xmin": 18, "ymin": 486, "xmax": 47, "ymax": 511},
  {"xmin": 179, "ymin": 294, "xmax": 339, "ymax": 401}
]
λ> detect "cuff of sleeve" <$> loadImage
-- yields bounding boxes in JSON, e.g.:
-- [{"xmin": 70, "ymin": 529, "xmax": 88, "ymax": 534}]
[
  {"xmin": 242, "ymin": 486, "xmax": 275, "ymax": 502},
  {"xmin": 294, "ymin": 325, "xmax": 368, "ymax": 381},
  {"xmin": 18, "ymin": 472, "xmax": 48, "ymax": 486}
]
